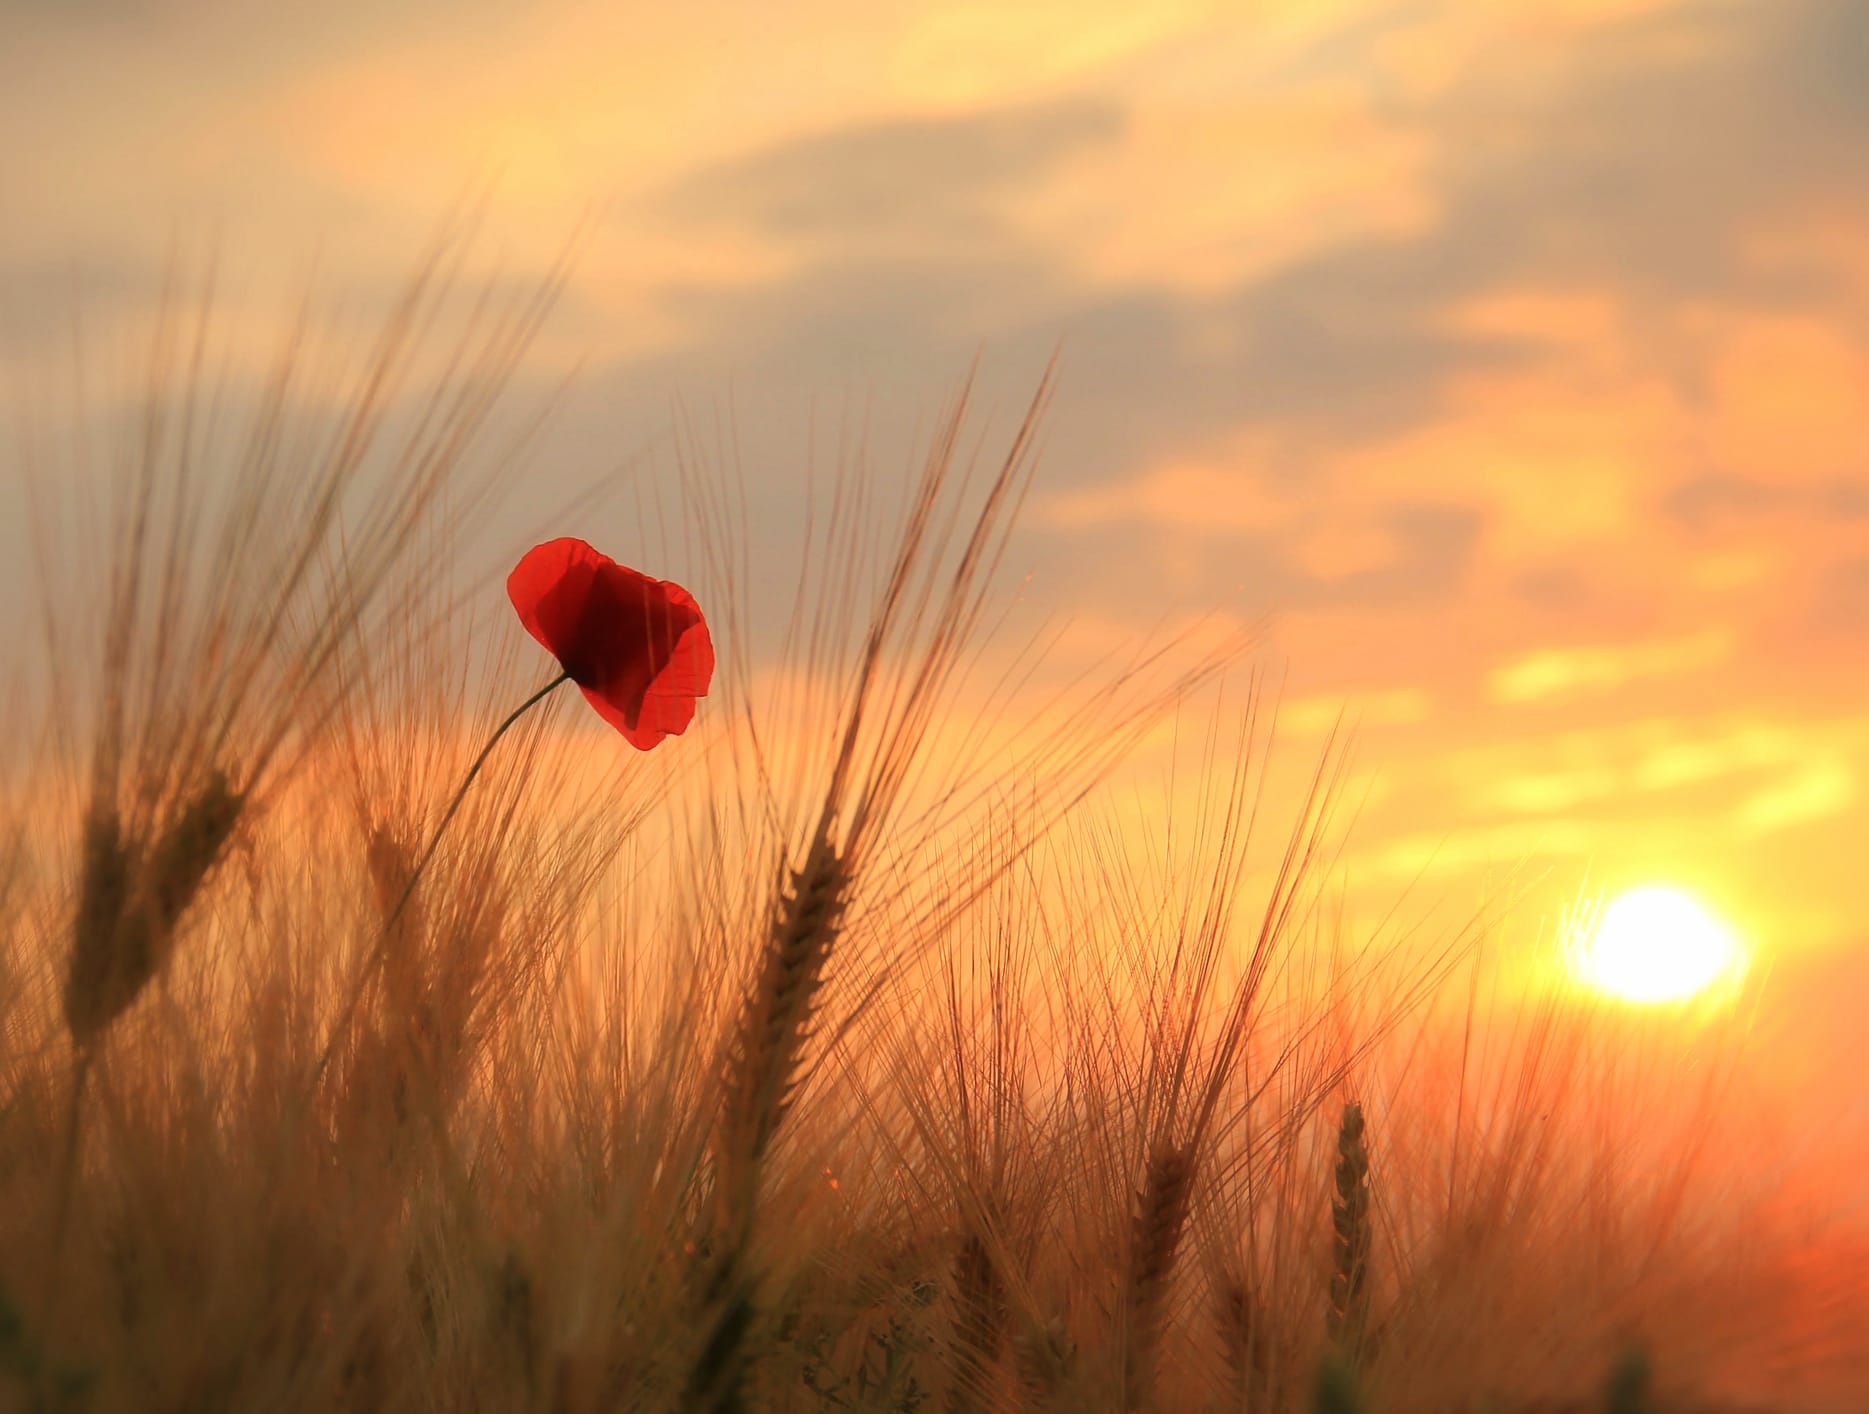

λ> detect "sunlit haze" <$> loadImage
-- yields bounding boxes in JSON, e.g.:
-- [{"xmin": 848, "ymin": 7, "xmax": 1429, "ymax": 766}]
[{"xmin": 1575, "ymin": 884, "xmax": 1747, "ymax": 1004}]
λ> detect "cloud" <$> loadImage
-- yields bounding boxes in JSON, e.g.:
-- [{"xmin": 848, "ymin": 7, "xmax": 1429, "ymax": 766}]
[
  {"xmin": 662, "ymin": 97, "xmax": 1127, "ymax": 249},
  {"xmin": 1096, "ymin": 496, "xmax": 1483, "ymax": 616},
  {"xmin": 1734, "ymin": 760, "xmax": 1856, "ymax": 836},
  {"xmin": 1419, "ymin": 0, "xmax": 1869, "ymax": 301},
  {"xmin": 1482, "ymin": 765, "xmax": 1623, "ymax": 816},
  {"xmin": 1813, "ymin": 552, "xmax": 1869, "ymax": 635},
  {"xmin": 631, "ymin": 0, "xmax": 1869, "ymax": 525},
  {"xmin": 1489, "ymin": 630, "xmax": 1732, "ymax": 704},
  {"xmin": 0, "ymin": 252, "xmax": 170, "ymax": 363},
  {"xmin": 16, "ymin": 0, "xmax": 1864, "ymax": 664},
  {"xmin": 1632, "ymin": 723, "xmax": 1805, "ymax": 793},
  {"xmin": 1665, "ymin": 473, "xmax": 1869, "ymax": 530}
]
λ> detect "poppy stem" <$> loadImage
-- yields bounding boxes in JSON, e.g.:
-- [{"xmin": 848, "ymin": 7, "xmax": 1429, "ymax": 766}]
[{"xmin": 308, "ymin": 669, "xmax": 571, "ymax": 1090}]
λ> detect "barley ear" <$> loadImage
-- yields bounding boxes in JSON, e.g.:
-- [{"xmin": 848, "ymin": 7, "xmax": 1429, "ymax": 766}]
[
  {"xmin": 1124, "ymin": 1140, "xmax": 1196, "ymax": 1412},
  {"xmin": 62, "ymin": 771, "xmax": 244, "ymax": 1045},
  {"xmin": 146, "ymin": 770, "xmax": 244, "ymax": 931},
  {"xmin": 948, "ymin": 1227, "xmax": 1006, "ymax": 1413},
  {"xmin": 62, "ymin": 807, "xmax": 140, "ymax": 1045},
  {"xmin": 493, "ymin": 1249, "xmax": 539, "ymax": 1396},
  {"xmin": 1012, "ymin": 1315, "xmax": 1076, "ymax": 1407},
  {"xmin": 718, "ymin": 829, "xmax": 849, "ymax": 1204},
  {"xmin": 687, "ymin": 828, "xmax": 850, "ymax": 1414},
  {"xmin": 1217, "ymin": 1277, "xmax": 1277, "ymax": 1411},
  {"xmin": 1326, "ymin": 1101, "xmax": 1371, "ymax": 1362}
]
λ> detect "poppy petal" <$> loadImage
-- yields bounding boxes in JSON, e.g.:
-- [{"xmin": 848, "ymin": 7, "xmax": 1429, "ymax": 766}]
[
  {"xmin": 508, "ymin": 538, "xmax": 604, "ymax": 669},
  {"xmin": 625, "ymin": 688, "xmax": 696, "ymax": 748},
  {"xmin": 577, "ymin": 682, "xmax": 667, "ymax": 749},
  {"xmin": 645, "ymin": 598, "xmax": 715, "ymax": 698},
  {"xmin": 632, "ymin": 692, "xmax": 698, "ymax": 748}
]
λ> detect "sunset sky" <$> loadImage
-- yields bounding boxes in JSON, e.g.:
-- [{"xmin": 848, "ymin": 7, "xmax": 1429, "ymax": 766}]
[{"xmin": 3, "ymin": 1, "xmax": 1865, "ymax": 1067}]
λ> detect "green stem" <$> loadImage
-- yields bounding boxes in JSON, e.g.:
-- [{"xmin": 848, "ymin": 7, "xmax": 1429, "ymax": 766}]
[{"xmin": 309, "ymin": 670, "xmax": 570, "ymax": 1088}]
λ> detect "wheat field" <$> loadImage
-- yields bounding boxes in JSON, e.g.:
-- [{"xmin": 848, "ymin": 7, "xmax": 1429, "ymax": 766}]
[{"xmin": 0, "ymin": 268, "xmax": 1861, "ymax": 1414}]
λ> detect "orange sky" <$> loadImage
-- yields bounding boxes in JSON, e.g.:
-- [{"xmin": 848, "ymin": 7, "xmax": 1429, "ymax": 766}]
[{"xmin": 2, "ymin": 1, "xmax": 1865, "ymax": 1075}]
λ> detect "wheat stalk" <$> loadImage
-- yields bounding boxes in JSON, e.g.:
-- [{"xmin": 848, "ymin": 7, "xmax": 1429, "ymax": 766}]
[
  {"xmin": 675, "ymin": 360, "xmax": 1255, "ymax": 1412},
  {"xmin": 685, "ymin": 826, "xmax": 849, "ymax": 1413},
  {"xmin": 1217, "ymin": 1275, "xmax": 1280, "ymax": 1412},
  {"xmin": 146, "ymin": 770, "xmax": 245, "ymax": 937},
  {"xmin": 62, "ymin": 769, "xmax": 245, "ymax": 1045},
  {"xmin": 310, "ymin": 670, "xmax": 568, "ymax": 1094},
  {"xmin": 494, "ymin": 1248, "xmax": 541, "ymax": 1397},
  {"xmin": 1012, "ymin": 1313, "xmax": 1077, "ymax": 1408},
  {"xmin": 947, "ymin": 1224, "xmax": 1007, "ymax": 1413},
  {"xmin": 718, "ymin": 829, "xmax": 849, "ymax": 1210},
  {"xmin": 1326, "ymin": 1101, "xmax": 1371, "ymax": 1361},
  {"xmin": 683, "ymin": 370, "xmax": 1064, "ymax": 1411},
  {"xmin": 50, "ymin": 767, "xmax": 245, "ymax": 1340},
  {"xmin": 1123, "ymin": 1139, "xmax": 1196, "ymax": 1411},
  {"xmin": 61, "ymin": 807, "xmax": 140, "ymax": 1047}
]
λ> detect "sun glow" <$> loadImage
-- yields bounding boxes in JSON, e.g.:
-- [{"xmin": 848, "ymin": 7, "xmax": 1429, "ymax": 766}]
[{"xmin": 1575, "ymin": 885, "xmax": 1747, "ymax": 1004}]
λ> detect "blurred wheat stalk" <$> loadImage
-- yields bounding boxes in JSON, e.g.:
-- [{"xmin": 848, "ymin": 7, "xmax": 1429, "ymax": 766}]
[{"xmin": 28, "ymin": 235, "xmax": 566, "ymax": 1322}]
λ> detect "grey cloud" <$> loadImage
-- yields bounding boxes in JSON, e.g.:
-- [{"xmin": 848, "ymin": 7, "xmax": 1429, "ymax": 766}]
[
  {"xmin": 1062, "ymin": 498, "xmax": 1484, "ymax": 625},
  {"xmin": 1420, "ymin": 0, "xmax": 1869, "ymax": 303},
  {"xmin": 1664, "ymin": 472, "xmax": 1869, "ymax": 530},
  {"xmin": 1219, "ymin": 247, "xmax": 1532, "ymax": 455},
  {"xmin": 1272, "ymin": 499, "xmax": 1484, "ymax": 612},
  {"xmin": 0, "ymin": 253, "xmax": 172, "ymax": 358},
  {"xmin": 1812, "ymin": 552, "xmax": 1869, "ymax": 635},
  {"xmin": 662, "ymin": 98, "xmax": 1127, "ymax": 248},
  {"xmin": 1509, "ymin": 564, "xmax": 1601, "ymax": 614}
]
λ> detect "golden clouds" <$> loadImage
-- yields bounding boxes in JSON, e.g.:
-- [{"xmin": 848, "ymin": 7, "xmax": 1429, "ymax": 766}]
[
  {"xmin": 1489, "ymin": 631, "xmax": 1731, "ymax": 704},
  {"xmin": 1735, "ymin": 760, "xmax": 1856, "ymax": 836}
]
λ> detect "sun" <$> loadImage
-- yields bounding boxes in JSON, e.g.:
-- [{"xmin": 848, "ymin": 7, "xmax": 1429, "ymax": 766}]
[{"xmin": 1574, "ymin": 885, "xmax": 1746, "ymax": 1004}]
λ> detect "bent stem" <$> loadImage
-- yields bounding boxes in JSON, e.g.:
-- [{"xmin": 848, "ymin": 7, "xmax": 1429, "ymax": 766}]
[{"xmin": 309, "ymin": 669, "xmax": 570, "ymax": 1090}]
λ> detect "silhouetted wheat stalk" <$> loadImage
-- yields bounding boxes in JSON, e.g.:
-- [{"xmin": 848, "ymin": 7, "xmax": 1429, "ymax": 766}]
[
  {"xmin": 1124, "ymin": 1139, "xmax": 1196, "ymax": 1411},
  {"xmin": 718, "ymin": 830, "xmax": 849, "ymax": 1212},
  {"xmin": 1326, "ymin": 1101, "xmax": 1372, "ymax": 1362},
  {"xmin": 948, "ymin": 1225, "xmax": 1006, "ymax": 1412},
  {"xmin": 1111, "ymin": 711, "xmax": 1353, "ymax": 1413},
  {"xmin": 1013, "ymin": 1313, "xmax": 1077, "ymax": 1407},
  {"xmin": 685, "ymin": 829, "xmax": 850, "ymax": 1413},
  {"xmin": 63, "ymin": 770, "xmax": 245, "ymax": 1044},
  {"xmin": 51, "ymin": 769, "xmax": 247, "ymax": 1314},
  {"xmin": 680, "ymin": 364, "xmax": 1099, "ymax": 1413},
  {"xmin": 1217, "ymin": 1276, "xmax": 1280, "ymax": 1413}
]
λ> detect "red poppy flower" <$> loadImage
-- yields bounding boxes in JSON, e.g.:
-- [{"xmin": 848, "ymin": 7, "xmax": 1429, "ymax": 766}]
[{"xmin": 507, "ymin": 537, "xmax": 714, "ymax": 750}]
